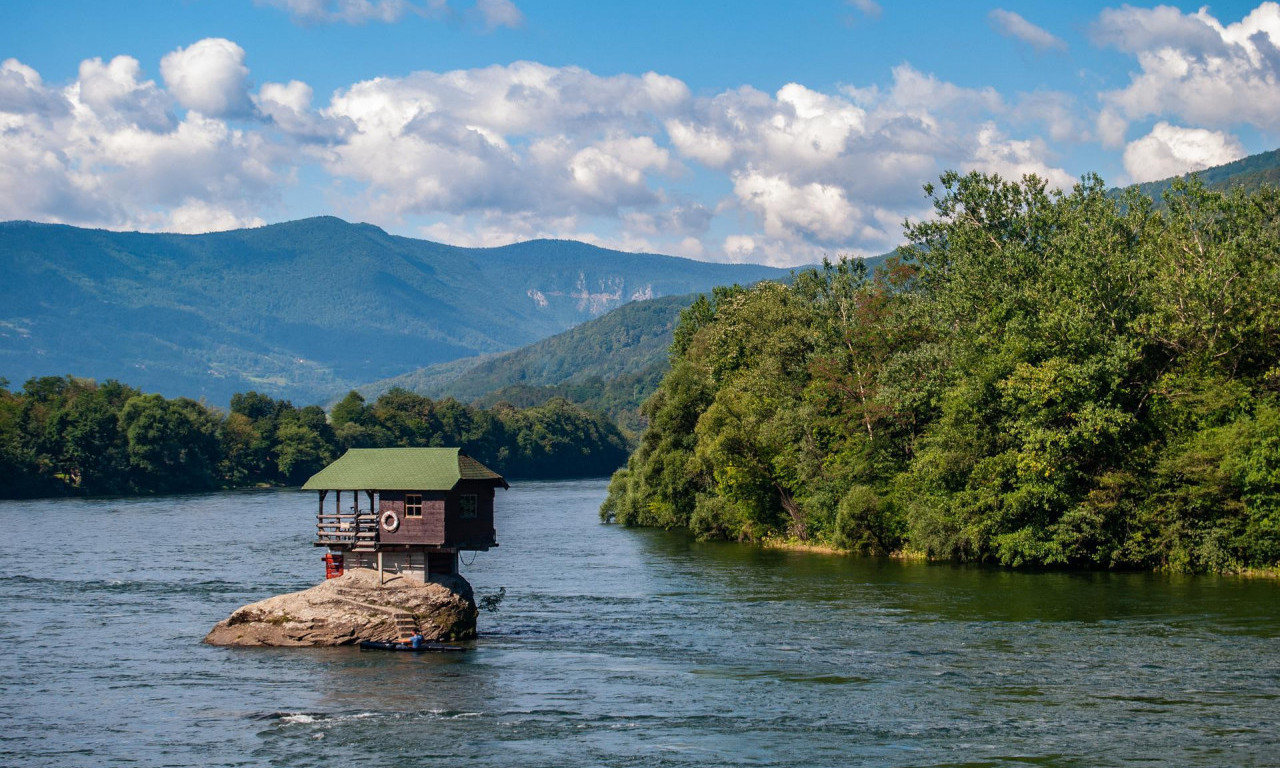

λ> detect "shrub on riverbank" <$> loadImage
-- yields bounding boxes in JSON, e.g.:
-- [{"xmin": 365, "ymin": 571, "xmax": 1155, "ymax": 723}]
[{"xmin": 602, "ymin": 173, "xmax": 1280, "ymax": 573}]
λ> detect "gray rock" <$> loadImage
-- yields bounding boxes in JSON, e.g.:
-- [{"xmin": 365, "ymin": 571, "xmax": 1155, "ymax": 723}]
[{"xmin": 204, "ymin": 568, "xmax": 477, "ymax": 647}]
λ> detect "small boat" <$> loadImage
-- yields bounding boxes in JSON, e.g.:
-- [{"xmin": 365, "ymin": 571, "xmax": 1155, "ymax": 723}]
[{"xmin": 359, "ymin": 640, "xmax": 467, "ymax": 653}]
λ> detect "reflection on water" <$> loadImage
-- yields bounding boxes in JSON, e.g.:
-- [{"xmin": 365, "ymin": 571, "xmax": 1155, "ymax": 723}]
[{"xmin": 1, "ymin": 480, "xmax": 1277, "ymax": 767}]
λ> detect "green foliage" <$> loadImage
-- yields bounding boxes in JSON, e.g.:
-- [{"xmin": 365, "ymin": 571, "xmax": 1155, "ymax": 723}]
[
  {"xmin": 363, "ymin": 282, "xmax": 887, "ymax": 443},
  {"xmin": 0, "ymin": 377, "xmax": 629, "ymax": 498},
  {"xmin": 472, "ymin": 362, "xmax": 669, "ymax": 438},
  {"xmin": 834, "ymin": 485, "xmax": 903, "ymax": 554},
  {"xmin": 275, "ymin": 421, "xmax": 332, "ymax": 485},
  {"xmin": 118, "ymin": 394, "xmax": 222, "ymax": 493},
  {"xmin": 603, "ymin": 171, "xmax": 1280, "ymax": 573},
  {"xmin": 496, "ymin": 397, "xmax": 630, "ymax": 478},
  {"xmin": 320, "ymin": 388, "xmax": 627, "ymax": 478}
]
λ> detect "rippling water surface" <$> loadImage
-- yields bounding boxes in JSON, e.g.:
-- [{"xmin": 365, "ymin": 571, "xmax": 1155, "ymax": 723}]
[{"xmin": 2, "ymin": 480, "xmax": 1278, "ymax": 767}]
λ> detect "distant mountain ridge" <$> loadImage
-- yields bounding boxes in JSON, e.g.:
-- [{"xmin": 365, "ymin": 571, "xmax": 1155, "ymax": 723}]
[
  {"xmin": 364, "ymin": 293, "xmax": 692, "ymax": 400},
  {"xmin": 0, "ymin": 217, "xmax": 788, "ymax": 404},
  {"xmin": 1120, "ymin": 148, "xmax": 1280, "ymax": 201},
  {"xmin": 361, "ymin": 293, "xmax": 694, "ymax": 434}
]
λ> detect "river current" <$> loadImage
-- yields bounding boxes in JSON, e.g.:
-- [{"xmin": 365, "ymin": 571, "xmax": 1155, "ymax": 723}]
[{"xmin": 1, "ymin": 480, "xmax": 1277, "ymax": 767}]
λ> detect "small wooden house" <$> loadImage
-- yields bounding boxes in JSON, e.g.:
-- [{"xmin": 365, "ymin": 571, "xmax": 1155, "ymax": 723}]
[{"xmin": 304, "ymin": 447, "xmax": 507, "ymax": 582}]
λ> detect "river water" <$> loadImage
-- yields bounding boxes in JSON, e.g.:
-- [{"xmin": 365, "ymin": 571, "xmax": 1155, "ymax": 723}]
[{"xmin": 1, "ymin": 480, "xmax": 1277, "ymax": 767}]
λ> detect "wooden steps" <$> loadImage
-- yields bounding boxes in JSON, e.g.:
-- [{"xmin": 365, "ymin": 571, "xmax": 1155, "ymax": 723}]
[
  {"xmin": 330, "ymin": 588, "xmax": 419, "ymax": 641},
  {"xmin": 393, "ymin": 612, "xmax": 418, "ymax": 642}
]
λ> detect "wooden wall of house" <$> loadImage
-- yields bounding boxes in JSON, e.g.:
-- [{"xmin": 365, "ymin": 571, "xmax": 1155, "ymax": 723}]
[
  {"xmin": 344, "ymin": 550, "xmax": 376, "ymax": 570},
  {"xmin": 361, "ymin": 483, "xmax": 499, "ymax": 549},
  {"xmin": 379, "ymin": 490, "xmax": 446, "ymax": 546},
  {"xmin": 443, "ymin": 480, "xmax": 498, "ymax": 549},
  {"xmin": 341, "ymin": 549, "xmax": 446, "ymax": 580},
  {"xmin": 428, "ymin": 551, "xmax": 457, "ymax": 574}
]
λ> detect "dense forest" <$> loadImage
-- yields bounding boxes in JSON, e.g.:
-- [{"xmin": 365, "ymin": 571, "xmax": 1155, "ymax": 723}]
[
  {"xmin": 602, "ymin": 174, "xmax": 1280, "ymax": 573},
  {"xmin": 0, "ymin": 377, "xmax": 628, "ymax": 498}
]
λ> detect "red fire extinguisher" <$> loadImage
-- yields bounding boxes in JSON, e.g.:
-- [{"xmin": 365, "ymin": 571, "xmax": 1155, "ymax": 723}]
[{"xmin": 323, "ymin": 553, "xmax": 344, "ymax": 579}]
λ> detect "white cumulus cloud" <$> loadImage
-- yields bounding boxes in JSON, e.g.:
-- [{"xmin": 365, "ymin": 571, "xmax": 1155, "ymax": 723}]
[
  {"xmin": 660, "ymin": 66, "xmax": 1067, "ymax": 258},
  {"xmin": 255, "ymin": 80, "xmax": 353, "ymax": 141},
  {"xmin": 733, "ymin": 171, "xmax": 858, "ymax": 242},
  {"xmin": 723, "ymin": 234, "xmax": 758, "ymax": 262},
  {"xmin": 321, "ymin": 62, "xmax": 689, "ymax": 220},
  {"xmin": 0, "ymin": 53, "xmax": 282, "ymax": 232},
  {"xmin": 160, "ymin": 38, "xmax": 253, "ymax": 118},
  {"xmin": 1095, "ymin": 3, "xmax": 1280, "ymax": 129},
  {"xmin": 1090, "ymin": 4, "xmax": 1226, "ymax": 54},
  {"xmin": 1122, "ymin": 122, "xmax": 1245, "ymax": 183},
  {"xmin": 77, "ymin": 55, "xmax": 172, "ymax": 131},
  {"xmin": 970, "ymin": 123, "xmax": 1076, "ymax": 189},
  {"xmin": 308, "ymin": 60, "xmax": 1067, "ymax": 263}
]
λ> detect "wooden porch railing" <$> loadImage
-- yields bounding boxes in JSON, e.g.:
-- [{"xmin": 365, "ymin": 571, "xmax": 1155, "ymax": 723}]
[{"xmin": 316, "ymin": 512, "xmax": 378, "ymax": 548}]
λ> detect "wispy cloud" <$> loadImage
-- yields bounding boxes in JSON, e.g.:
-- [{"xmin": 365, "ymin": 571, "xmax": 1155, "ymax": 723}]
[
  {"xmin": 254, "ymin": 0, "xmax": 521, "ymax": 28},
  {"xmin": 846, "ymin": 0, "xmax": 882, "ymax": 19},
  {"xmin": 989, "ymin": 9, "xmax": 1067, "ymax": 52},
  {"xmin": 474, "ymin": 0, "xmax": 523, "ymax": 30},
  {"xmin": 254, "ymin": 0, "xmax": 437, "ymax": 25}
]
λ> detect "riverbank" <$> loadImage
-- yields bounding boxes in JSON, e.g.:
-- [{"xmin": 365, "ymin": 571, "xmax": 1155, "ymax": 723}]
[{"xmin": 755, "ymin": 534, "xmax": 1279, "ymax": 576}]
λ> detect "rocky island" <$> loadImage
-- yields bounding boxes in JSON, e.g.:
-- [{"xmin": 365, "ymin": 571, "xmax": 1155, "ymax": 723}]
[
  {"xmin": 204, "ymin": 568, "xmax": 476, "ymax": 647},
  {"xmin": 206, "ymin": 447, "xmax": 508, "ymax": 647}
]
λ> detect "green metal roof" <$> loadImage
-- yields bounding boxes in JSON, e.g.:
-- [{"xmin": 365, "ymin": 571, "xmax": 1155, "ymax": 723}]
[{"xmin": 301, "ymin": 447, "xmax": 507, "ymax": 491}]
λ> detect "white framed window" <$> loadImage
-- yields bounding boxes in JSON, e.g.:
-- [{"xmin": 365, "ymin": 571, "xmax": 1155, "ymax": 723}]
[{"xmin": 405, "ymin": 494, "xmax": 423, "ymax": 517}]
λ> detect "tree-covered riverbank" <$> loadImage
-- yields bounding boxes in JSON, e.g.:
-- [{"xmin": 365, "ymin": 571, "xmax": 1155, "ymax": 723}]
[
  {"xmin": 0, "ymin": 377, "xmax": 628, "ymax": 498},
  {"xmin": 602, "ymin": 174, "xmax": 1280, "ymax": 573}
]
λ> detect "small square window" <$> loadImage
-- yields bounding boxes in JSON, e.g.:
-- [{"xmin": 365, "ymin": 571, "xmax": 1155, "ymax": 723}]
[
  {"xmin": 405, "ymin": 494, "xmax": 423, "ymax": 517},
  {"xmin": 459, "ymin": 494, "xmax": 477, "ymax": 519}
]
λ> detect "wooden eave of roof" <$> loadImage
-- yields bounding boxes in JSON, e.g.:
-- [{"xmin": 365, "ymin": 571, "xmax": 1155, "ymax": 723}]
[{"xmin": 301, "ymin": 447, "xmax": 508, "ymax": 491}]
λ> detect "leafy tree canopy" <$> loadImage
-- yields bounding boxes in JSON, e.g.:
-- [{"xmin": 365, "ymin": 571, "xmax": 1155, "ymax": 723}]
[
  {"xmin": 603, "ymin": 173, "xmax": 1280, "ymax": 573},
  {"xmin": 0, "ymin": 378, "xmax": 629, "ymax": 498}
]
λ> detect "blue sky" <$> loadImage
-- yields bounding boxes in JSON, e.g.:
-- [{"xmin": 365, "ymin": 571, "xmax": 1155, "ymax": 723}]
[{"xmin": 2, "ymin": 1, "xmax": 1277, "ymax": 265}]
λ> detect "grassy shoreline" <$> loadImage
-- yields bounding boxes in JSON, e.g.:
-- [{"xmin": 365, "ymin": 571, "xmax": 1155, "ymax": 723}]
[{"xmin": 755, "ymin": 535, "xmax": 1280, "ymax": 576}]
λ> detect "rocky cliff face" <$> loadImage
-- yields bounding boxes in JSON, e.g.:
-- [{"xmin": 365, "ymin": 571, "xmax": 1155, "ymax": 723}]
[{"xmin": 203, "ymin": 568, "xmax": 476, "ymax": 647}]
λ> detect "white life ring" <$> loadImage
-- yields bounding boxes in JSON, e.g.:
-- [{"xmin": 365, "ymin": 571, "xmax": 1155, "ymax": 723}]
[{"xmin": 381, "ymin": 511, "xmax": 400, "ymax": 532}]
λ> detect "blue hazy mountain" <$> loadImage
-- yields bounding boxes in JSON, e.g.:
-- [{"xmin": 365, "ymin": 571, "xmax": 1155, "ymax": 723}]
[{"xmin": 0, "ymin": 216, "xmax": 787, "ymax": 404}]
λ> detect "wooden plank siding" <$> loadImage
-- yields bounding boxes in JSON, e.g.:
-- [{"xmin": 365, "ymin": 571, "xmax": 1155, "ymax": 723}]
[
  {"xmin": 379, "ymin": 490, "xmax": 446, "ymax": 546},
  {"xmin": 372, "ymin": 485, "xmax": 495, "ymax": 549},
  {"xmin": 445, "ymin": 480, "xmax": 498, "ymax": 549}
]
